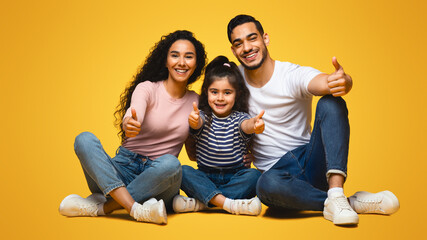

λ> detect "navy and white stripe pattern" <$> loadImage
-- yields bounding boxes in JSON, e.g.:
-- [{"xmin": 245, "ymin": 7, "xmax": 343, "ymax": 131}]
[{"xmin": 191, "ymin": 110, "xmax": 253, "ymax": 168}]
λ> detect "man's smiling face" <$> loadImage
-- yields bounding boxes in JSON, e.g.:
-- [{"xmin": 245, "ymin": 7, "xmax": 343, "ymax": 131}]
[{"xmin": 230, "ymin": 22, "xmax": 269, "ymax": 70}]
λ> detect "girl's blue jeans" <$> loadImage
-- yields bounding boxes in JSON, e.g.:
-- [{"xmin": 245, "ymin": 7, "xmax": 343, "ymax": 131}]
[
  {"xmin": 74, "ymin": 132, "xmax": 182, "ymax": 210},
  {"xmin": 256, "ymin": 95, "xmax": 350, "ymax": 211},
  {"xmin": 181, "ymin": 164, "xmax": 261, "ymax": 206}
]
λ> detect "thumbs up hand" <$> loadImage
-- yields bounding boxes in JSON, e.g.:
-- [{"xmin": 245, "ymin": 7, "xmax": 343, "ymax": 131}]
[
  {"xmin": 241, "ymin": 110, "xmax": 266, "ymax": 135},
  {"xmin": 123, "ymin": 108, "xmax": 141, "ymax": 138},
  {"xmin": 327, "ymin": 57, "xmax": 353, "ymax": 96},
  {"xmin": 189, "ymin": 102, "xmax": 202, "ymax": 130},
  {"xmin": 253, "ymin": 110, "xmax": 265, "ymax": 134}
]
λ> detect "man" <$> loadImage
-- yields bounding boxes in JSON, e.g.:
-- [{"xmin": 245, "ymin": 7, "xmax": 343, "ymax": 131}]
[{"xmin": 227, "ymin": 14, "xmax": 399, "ymax": 225}]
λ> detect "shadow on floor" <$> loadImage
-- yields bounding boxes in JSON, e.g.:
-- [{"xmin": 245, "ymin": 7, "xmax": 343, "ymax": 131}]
[
  {"xmin": 263, "ymin": 207, "xmax": 358, "ymax": 228},
  {"xmin": 263, "ymin": 207, "xmax": 323, "ymax": 219}
]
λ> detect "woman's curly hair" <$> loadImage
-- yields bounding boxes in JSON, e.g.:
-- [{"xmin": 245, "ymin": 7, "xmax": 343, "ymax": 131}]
[{"xmin": 114, "ymin": 30, "xmax": 207, "ymax": 142}]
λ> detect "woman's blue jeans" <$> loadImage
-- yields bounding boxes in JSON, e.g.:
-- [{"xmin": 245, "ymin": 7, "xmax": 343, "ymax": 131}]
[
  {"xmin": 181, "ymin": 165, "xmax": 261, "ymax": 206},
  {"xmin": 256, "ymin": 95, "xmax": 350, "ymax": 211},
  {"xmin": 74, "ymin": 132, "xmax": 182, "ymax": 210}
]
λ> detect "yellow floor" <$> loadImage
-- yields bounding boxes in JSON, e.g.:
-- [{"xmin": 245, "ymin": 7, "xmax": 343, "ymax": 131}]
[{"xmin": 7, "ymin": 196, "xmax": 411, "ymax": 240}]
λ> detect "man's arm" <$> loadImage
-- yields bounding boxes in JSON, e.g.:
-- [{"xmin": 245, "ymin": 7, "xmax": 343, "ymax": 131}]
[{"xmin": 308, "ymin": 57, "xmax": 353, "ymax": 96}]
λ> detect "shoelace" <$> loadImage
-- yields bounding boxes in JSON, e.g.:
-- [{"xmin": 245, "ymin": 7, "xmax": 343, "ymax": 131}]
[
  {"xmin": 357, "ymin": 196, "xmax": 382, "ymax": 213},
  {"xmin": 334, "ymin": 195, "xmax": 352, "ymax": 211},
  {"xmin": 78, "ymin": 203, "xmax": 98, "ymax": 216}
]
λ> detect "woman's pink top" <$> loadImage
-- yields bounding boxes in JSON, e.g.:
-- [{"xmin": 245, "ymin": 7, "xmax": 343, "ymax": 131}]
[{"xmin": 122, "ymin": 81, "xmax": 198, "ymax": 159}]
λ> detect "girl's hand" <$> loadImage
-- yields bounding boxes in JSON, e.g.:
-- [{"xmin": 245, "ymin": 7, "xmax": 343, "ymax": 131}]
[
  {"xmin": 188, "ymin": 102, "xmax": 201, "ymax": 129},
  {"xmin": 123, "ymin": 108, "xmax": 141, "ymax": 138},
  {"xmin": 253, "ymin": 110, "xmax": 265, "ymax": 134}
]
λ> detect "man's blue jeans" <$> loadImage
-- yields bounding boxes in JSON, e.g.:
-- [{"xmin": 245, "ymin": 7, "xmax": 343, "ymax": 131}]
[
  {"xmin": 256, "ymin": 95, "xmax": 349, "ymax": 211},
  {"xmin": 74, "ymin": 132, "xmax": 182, "ymax": 210},
  {"xmin": 181, "ymin": 165, "xmax": 261, "ymax": 206}
]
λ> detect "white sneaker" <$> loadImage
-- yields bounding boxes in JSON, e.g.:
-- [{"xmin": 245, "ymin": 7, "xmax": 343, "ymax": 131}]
[
  {"xmin": 323, "ymin": 192, "xmax": 359, "ymax": 225},
  {"xmin": 86, "ymin": 193, "xmax": 107, "ymax": 204},
  {"xmin": 131, "ymin": 198, "xmax": 167, "ymax": 224},
  {"xmin": 59, "ymin": 194, "xmax": 100, "ymax": 217},
  {"xmin": 229, "ymin": 197, "xmax": 262, "ymax": 216},
  {"xmin": 349, "ymin": 190, "xmax": 400, "ymax": 214},
  {"xmin": 173, "ymin": 195, "xmax": 207, "ymax": 213}
]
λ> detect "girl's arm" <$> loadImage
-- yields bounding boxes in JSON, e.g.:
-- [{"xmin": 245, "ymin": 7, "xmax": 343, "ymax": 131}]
[
  {"xmin": 188, "ymin": 102, "xmax": 203, "ymax": 130},
  {"xmin": 241, "ymin": 110, "xmax": 265, "ymax": 135}
]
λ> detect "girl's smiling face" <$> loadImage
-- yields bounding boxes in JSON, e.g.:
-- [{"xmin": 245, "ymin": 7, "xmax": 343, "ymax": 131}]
[{"xmin": 207, "ymin": 77, "xmax": 236, "ymax": 117}]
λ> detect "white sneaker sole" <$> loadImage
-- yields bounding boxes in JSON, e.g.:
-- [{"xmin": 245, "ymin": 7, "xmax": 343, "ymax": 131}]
[
  {"xmin": 157, "ymin": 199, "xmax": 167, "ymax": 224},
  {"xmin": 323, "ymin": 210, "xmax": 359, "ymax": 225}
]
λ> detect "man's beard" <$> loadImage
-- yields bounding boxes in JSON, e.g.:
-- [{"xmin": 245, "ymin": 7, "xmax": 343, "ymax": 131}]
[{"xmin": 238, "ymin": 47, "xmax": 268, "ymax": 70}]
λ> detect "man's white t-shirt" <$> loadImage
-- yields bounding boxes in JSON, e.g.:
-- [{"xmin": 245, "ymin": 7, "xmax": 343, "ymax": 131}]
[{"xmin": 239, "ymin": 61, "xmax": 321, "ymax": 171}]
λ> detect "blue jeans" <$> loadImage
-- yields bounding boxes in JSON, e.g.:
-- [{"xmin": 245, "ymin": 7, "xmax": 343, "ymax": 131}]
[
  {"xmin": 256, "ymin": 95, "xmax": 349, "ymax": 211},
  {"xmin": 74, "ymin": 132, "xmax": 182, "ymax": 210},
  {"xmin": 181, "ymin": 164, "xmax": 261, "ymax": 206}
]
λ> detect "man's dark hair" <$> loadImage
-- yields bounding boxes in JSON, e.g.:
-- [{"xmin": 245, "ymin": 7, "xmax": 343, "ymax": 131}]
[{"xmin": 227, "ymin": 14, "xmax": 264, "ymax": 43}]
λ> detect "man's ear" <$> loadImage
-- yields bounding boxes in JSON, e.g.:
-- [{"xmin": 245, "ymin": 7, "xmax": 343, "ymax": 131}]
[{"xmin": 263, "ymin": 33, "xmax": 270, "ymax": 46}]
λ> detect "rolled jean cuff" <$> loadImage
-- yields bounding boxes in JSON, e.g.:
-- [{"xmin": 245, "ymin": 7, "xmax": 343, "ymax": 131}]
[
  {"xmin": 326, "ymin": 169, "xmax": 347, "ymax": 181},
  {"xmin": 204, "ymin": 190, "xmax": 223, "ymax": 207},
  {"xmin": 103, "ymin": 183, "xmax": 126, "ymax": 196}
]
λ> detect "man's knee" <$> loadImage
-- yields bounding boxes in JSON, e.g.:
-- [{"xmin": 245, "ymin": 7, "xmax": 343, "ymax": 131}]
[
  {"xmin": 316, "ymin": 95, "xmax": 348, "ymax": 116},
  {"xmin": 256, "ymin": 170, "xmax": 292, "ymax": 201}
]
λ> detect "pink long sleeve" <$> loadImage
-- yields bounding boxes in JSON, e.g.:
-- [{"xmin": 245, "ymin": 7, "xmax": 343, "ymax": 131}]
[{"xmin": 122, "ymin": 81, "xmax": 198, "ymax": 159}]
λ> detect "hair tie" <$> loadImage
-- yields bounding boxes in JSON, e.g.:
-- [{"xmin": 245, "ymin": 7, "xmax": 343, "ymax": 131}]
[{"xmin": 223, "ymin": 63, "xmax": 231, "ymax": 67}]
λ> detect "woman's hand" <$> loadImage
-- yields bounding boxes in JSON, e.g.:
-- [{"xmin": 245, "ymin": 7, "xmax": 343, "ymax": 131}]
[{"xmin": 123, "ymin": 108, "xmax": 141, "ymax": 138}]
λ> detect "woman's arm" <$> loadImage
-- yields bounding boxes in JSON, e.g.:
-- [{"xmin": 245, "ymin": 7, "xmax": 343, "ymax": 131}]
[
  {"xmin": 122, "ymin": 82, "xmax": 151, "ymax": 138},
  {"xmin": 123, "ymin": 108, "xmax": 141, "ymax": 138}
]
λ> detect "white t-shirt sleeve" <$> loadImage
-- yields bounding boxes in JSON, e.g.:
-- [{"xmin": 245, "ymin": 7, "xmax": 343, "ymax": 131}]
[{"xmin": 286, "ymin": 64, "xmax": 322, "ymax": 98}]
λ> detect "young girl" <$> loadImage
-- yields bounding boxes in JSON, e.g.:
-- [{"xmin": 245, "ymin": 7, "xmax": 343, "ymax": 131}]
[{"xmin": 173, "ymin": 56, "xmax": 265, "ymax": 216}]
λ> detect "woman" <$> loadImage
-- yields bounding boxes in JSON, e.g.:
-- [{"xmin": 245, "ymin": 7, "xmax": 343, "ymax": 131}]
[{"xmin": 59, "ymin": 30, "xmax": 206, "ymax": 225}]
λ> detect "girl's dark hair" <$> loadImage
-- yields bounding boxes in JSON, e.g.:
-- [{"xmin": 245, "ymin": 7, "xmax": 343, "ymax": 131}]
[
  {"xmin": 114, "ymin": 30, "xmax": 207, "ymax": 142},
  {"xmin": 199, "ymin": 55, "xmax": 249, "ymax": 121}
]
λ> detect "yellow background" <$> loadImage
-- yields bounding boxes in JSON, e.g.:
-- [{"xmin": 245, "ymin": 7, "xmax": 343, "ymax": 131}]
[{"xmin": 1, "ymin": 0, "xmax": 426, "ymax": 239}]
